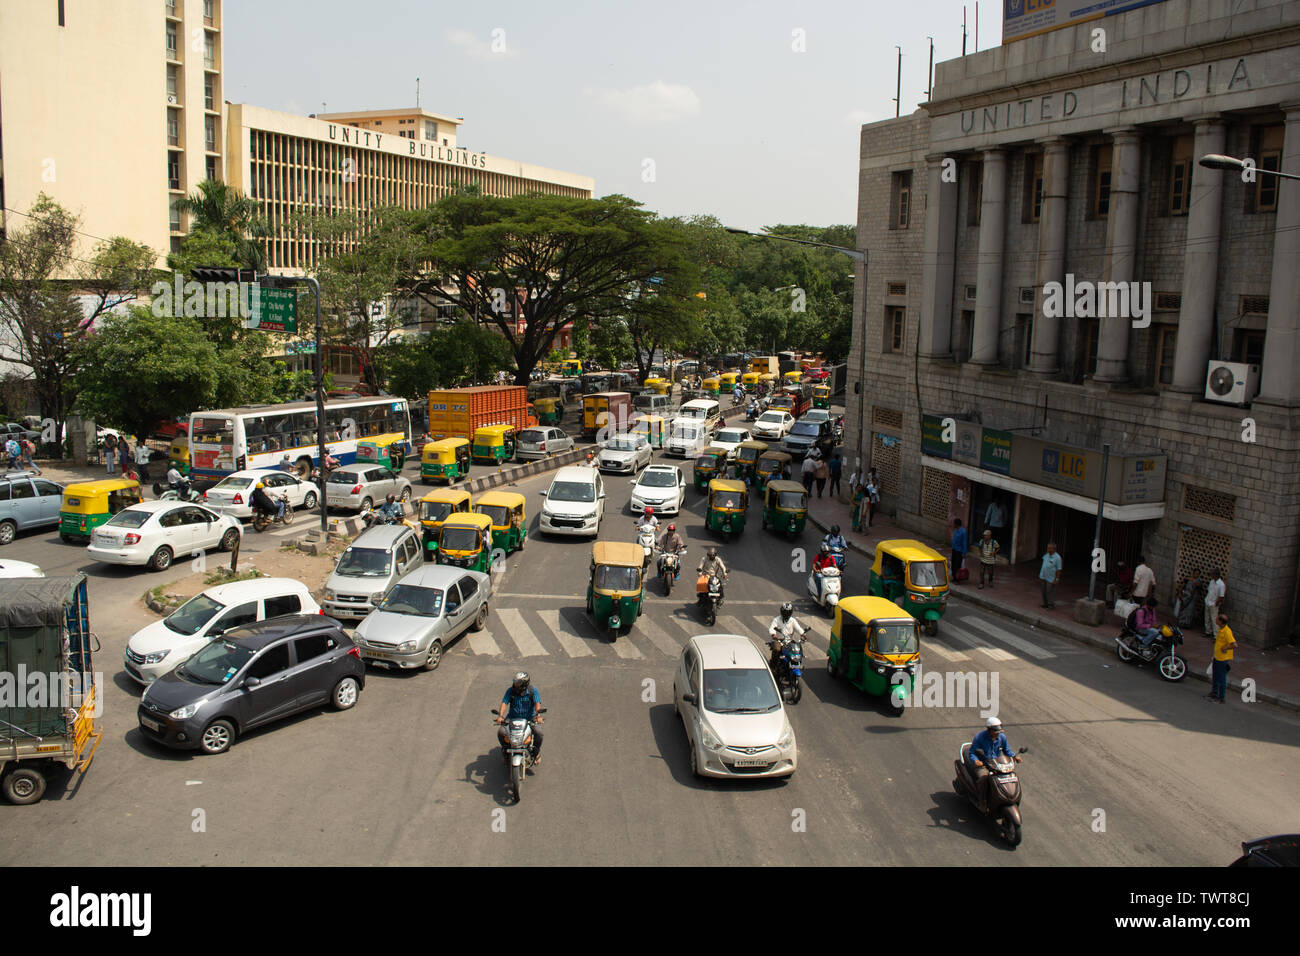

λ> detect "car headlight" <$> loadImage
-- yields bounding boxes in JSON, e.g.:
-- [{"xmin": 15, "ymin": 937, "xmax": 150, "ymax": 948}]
[
  {"xmin": 398, "ymin": 641, "xmax": 417, "ymax": 653},
  {"xmin": 583, "ymin": 510, "xmax": 598, "ymax": 521},
  {"xmin": 370, "ymin": 591, "xmax": 386, "ymax": 604},
  {"xmin": 777, "ymin": 724, "xmax": 795, "ymax": 749},
  {"xmin": 324, "ymin": 588, "xmax": 336, "ymax": 601},
  {"xmin": 143, "ymin": 650, "xmax": 170, "ymax": 665},
  {"xmin": 169, "ymin": 702, "xmax": 202, "ymax": 720},
  {"xmin": 700, "ymin": 723, "xmax": 726, "ymax": 752}
]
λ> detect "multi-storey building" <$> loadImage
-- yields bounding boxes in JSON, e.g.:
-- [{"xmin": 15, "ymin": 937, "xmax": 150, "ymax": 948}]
[{"xmin": 848, "ymin": 0, "xmax": 1300, "ymax": 646}]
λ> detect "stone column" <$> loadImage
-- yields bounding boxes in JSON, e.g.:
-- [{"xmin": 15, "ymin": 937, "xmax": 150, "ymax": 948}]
[
  {"xmin": 919, "ymin": 153, "xmax": 959, "ymax": 359},
  {"xmin": 1028, "ymin": 138, "xmax": 1070, "ymax": 375},
  {"xmin": 971, "ymin": 149, "xmax": 1006, "ymax": 366},
  {"xmin": 1093, "ymin": 127, "xmax": 1142, "ymax": 384},
  {"xmin": 1170, "ymin": 116, "xmax": 1226, "ymax": 393},
  {"xmin": 1256, "ymin": 105, "xmax": 1300, "ymax": 407}
]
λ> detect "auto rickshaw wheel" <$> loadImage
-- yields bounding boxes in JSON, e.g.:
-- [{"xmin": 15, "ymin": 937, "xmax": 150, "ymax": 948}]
[{"xmin": 2, "ymin": 766, "xmax": 47, "ymax": 805}]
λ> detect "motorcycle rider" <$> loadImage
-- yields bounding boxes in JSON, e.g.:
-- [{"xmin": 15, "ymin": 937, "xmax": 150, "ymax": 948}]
[
  {"xmin": 375, "ymin": 493, "xmax": 402, "ymax": 523},
  {"xmin": 250, "ymin": 480, "xmax": 281, "ymax": 521},
  {"xmin": 822, "ymin": 525, "xmax": 847, "ymax": 569},
  {"xmin": 495, "ymin": 672, "xmax": 543, "ymax": 765},
  {"xmin": 812, "ymin": 542, "xmax": 837, "ymax": 601},
  {"xmin": 165, "ymin": 464, "xmax": 189, "ymax": 496},
  {"xmin": 768, "ymin": 601, "xmax": 808, "ymax": 668},
  {"xmin": 635, "ymin": 506, "xmax": 659, "ymax": 536},
  {"xmin": 1134, "ymin": 596, "xmax": 1161, "ymax": 646},
  {"xmin": 968, "ymin": 716, "xmax": 1020, "ymax": 812},
  {"xmin": 657, "ymin": 523, "xmax": 684, "ymax": 577},
  {"xmin": 698, "ymin": 547, "xmax": 728, "ymax": 582}
]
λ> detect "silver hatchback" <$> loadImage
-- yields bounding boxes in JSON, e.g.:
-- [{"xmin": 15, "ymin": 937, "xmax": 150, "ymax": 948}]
[
  {"xmin": 516, "ymin": 426, "xmax": 575, "ymax": 462},
  {"xmin": 352, "ymin": 564, "xmax": 491, "ymax": 670},
  {"xmin": 324, "ymin": 464, "xmax": 412, "ymax": 512}
]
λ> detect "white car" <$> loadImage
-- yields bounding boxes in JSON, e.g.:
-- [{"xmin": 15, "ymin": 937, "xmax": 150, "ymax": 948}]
[
  {"xmin": 0, "ymin": 559, "xmax": 43, "ymax": 578},
  {"xmin": 86, "ymin": 501, "xmax": 243, "ymax": 572},
  {"xmin": 712, "ymin": 426, "xmax": 751, "ymax": 461},
  {"xmin": 538, "ymin": 466, "xmax": 606, "ymax": 537},
  {"xmin": 752, "ymin": 410, "xmax": 795, "ymax": 440},
  {"xmin": 665, "ymin": 418, "xmax": 710, "ymax": 457},
  {"xmin": 599, "ymin": 434, "xmax": 653, "ymax": 474},
  {"xmin": 202, "ymin": 469, "xmax": 320, "ymax": 519},
  {"xmin": 630, "ymin": 464, "xmax": 686, "ymax": 516},
  {"xmin": 674, "ymin": 633, "xmax": 797, "ymax": 779},
  {"xmin": 123, "ymin": 578, "xmax": 321, "ymax": 685}
]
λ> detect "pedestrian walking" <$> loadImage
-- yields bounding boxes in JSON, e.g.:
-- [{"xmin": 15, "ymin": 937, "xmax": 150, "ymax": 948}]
[
  {"xmin": 828, "ymin": 452, "xmax": 842, "ymax": 497},
  {"xmin": 4, "ymin": 437, "xmax": 20, "ymax": 471},
  {"xmin": 851, "ymin": 482, "xmax": 867, "ymax": 532},
  {"xmin": 135, "ymin": 439, "xmax": 151, "ymax": 482},
  {"xmin": 950, "ymin": 518, "xmax": 968, "ymax": 582},
  {"xmin": 1206, "ymin": 613, "xmax": 1237, "ymax": 703},
  {"xmin": 1132, "ymin": 555, "xmax": 1156, "ymax": 601},
  {"xmin": 977, "ymin": 529, "xmax": 1000, "ymax": 589},
  {"xmin": 800, "ymin": 454, "xmax": 816, "ymax": 495},
  {"xmin": 983, "ymin": 496, "xmax": 1007, "ymax": 552},
  {"xmin": 20, "ymin": 437, "xmax": 41, "ymax": 475},
  {"xmin": 864, "ymin": 475, "xmax": 880, "ymax": 527},
  {"xmin": 102, "ymin": 434, "xmax": 117, "ymax": 474},
  {"xmin": 1038, "ymin": 542, "xmax": 1062, "ymax": 609},
  {"xmin": 1204, "ymin": 569, "xmax": 1226, "ymax": 637},
  {"xmin": 1175, "ymin": 573, "xmax": 1203, "ymax": 628},
  {"xmin": 813, "ymin": 456, "xmax": 829, "ymax": 498},
  {"xmin": 848, "ymin": 465, "xmax": 863, "ymax": 497},
  {"xmin": 119, "ymin": 438, "xmax": 132, "ymax": 476}
]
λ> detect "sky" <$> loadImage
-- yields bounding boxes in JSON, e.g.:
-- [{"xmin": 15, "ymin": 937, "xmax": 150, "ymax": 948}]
[{"xmin": 223, "ymin": 0, "xmax": 1002, "ymax": 232}]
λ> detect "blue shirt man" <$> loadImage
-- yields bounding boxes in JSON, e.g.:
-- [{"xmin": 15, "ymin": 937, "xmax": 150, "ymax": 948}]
[
  {"xmin": 1038, "ymin": 549, "xmax": 1062, "ymax": 583},
  {"xmin": 502, "ymin": 683, "xmax": 541, "ymax": 720},
  {"xmin": 969, "ymin": 725, "xmax": 1014, "ymax": 767},
  {"xmin": 952, "ymin": 524, "xmax": 968, "ymax": 555}
]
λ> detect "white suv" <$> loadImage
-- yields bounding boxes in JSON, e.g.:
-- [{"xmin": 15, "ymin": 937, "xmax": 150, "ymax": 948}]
[{"xmin": 539, "ymin": 465, "xmax": 606, "ymax": 537}]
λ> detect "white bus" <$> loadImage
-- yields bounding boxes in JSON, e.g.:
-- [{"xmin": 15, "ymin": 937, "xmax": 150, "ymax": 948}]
[{"xmin": 188, "ymin": 397, "xmax": 412, "ymax": 479}]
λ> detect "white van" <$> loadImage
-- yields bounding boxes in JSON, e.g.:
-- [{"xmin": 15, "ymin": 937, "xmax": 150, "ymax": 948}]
[
  {"xmin": 632, "ymin": 391, "xmax": 675, "ymax": 418},
  {"xmin": 678, "ymin": 399, "xmax": 721, "ymax": 434},
  {"xmin": 665, "ymin": 417, "xmax": 710, "ymax": 458},
  {"xmin": 539, "ymin": 465, "xmax": 606, "ymax": 537}
]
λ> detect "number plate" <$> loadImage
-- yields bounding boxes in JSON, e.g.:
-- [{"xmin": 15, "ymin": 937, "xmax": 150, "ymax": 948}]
[
  {"xmin": 732, "ymin": 758, "xmax": 768, "ymax": 767},
  {"xmin": 140, "ymin": 717, "xmax": 161, "ymax": 732},
  {"xmin": 366, "ymin": 650, "xmax": 393, "ymax": 660}
]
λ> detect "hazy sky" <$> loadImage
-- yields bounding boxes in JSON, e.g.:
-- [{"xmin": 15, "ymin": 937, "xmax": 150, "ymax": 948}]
[{"xmin": 224, "ymin": 0, "xmax": 999, "ymax": 231}]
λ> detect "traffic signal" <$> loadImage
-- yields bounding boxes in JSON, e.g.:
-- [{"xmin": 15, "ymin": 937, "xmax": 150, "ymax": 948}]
[{"xmin": 190, "ymin": 267, "xmax": 256, "ymax": 283}]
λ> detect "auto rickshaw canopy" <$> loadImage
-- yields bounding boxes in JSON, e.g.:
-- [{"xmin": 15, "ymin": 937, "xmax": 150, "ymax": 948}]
[
  {"xmin": 472, "ymin": 424, "xmax": 516, "ymax": 445},
  {"xmin": 475, "ymin": 490, "xmax": 526, "ymax": 530},
  {"xmin": 734, "ymin": 440, "xmax": 769, "ymax": 462},
  {"xmin": 764, "ymin": 479, "xmax": 807, "ymax": 508},
  {"xmin": 439, "ymin": 511, "xmax": 493, "ymax": 552},
  {"xmin": 834, "ymin": 596, "xmax": 920, "ymax": 661},
  {"xmin": 61, "ymin": 479, "xmax": 142, "ymax": 514},
  {"xmin": 423, "ymin": 437, "xmax": 470, "ymax": 462},
  {"xmin": 419, "ymin": 488, "xmax": 473, "ymax": 523},
  {"xmin": 757, "ymin": 450, "xmax": 792, "ymax": 471},
  {"xmin": 813, "ymin": 384, "xmax": 831, "ymax": 396},
  {"xmin": 592, "ymin": 540, "xmax": 645, "ymax": 569},
  {"xmin": 708, "ymin": 478, "xmax": 747, "ymax": 510},
  {"xmin": 872, "ymin": 538, "xmax": 949, "ymax": 588},
  {"xmin": 631, "ymin": 414, "xmax": 666, "ymax": 435}
]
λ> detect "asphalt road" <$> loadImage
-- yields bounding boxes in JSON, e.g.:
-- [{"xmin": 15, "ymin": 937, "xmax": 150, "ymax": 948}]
[{"xmin": 3, "ymin": 445, "xmax": 1298, "ymax": 866}]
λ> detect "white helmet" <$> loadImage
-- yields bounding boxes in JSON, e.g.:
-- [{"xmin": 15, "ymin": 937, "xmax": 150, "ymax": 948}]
[{"xmin": 986, "ymin": 716, "xmax": 1002, "ymax": 729}]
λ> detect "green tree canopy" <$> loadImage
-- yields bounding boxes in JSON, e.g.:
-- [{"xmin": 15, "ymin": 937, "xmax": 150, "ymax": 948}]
[{"xmin": 173, "ymin": 179, "xmax": 269, "ymax": 270}]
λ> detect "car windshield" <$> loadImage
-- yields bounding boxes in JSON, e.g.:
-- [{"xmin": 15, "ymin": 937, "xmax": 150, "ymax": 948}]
[
  {"xmin": 702, "ymin": 667, "xmax": 782, "ymax": 714},
  {"xmin": 804, "ymin": 411, "xmax": 829, "ymax": 422},
  {"xmin": 639, "ymin": 471, "xmax": 677, "ymax": 488},
  {"xmin": 681, "ymin": 407, "xmax": 707, "ymax": 419},
  {"xmin": 594, "ymin": 565, "xmax": 640, "ymax": 591},
  {"xmin": 335, "ymin": 547, "xmax": 391, "ymax": 576},
  {"xmin": 378, "ymin": 584, "xmax": 443, "ymax": 617},
  {"xmin": 104, "ymin": 510, "xmax": 149, "ymax": 529},
  {"xmin": 777, "ymin": 491, "xmax": 806, "ymax": 509},
  {"xmin": 548, "ymin": 481, "xmax": 594, "ymax": 503},
  {"xmin": 213, "ymin": 476, "xmax": 254, "ymax": 490},
  {"xmin": 440, "ymin": 527, "xmax": 481, "ymax": 551},
  {"xmin": 790, "ymin": 422, "xmax": 819, "ymax": 437},
  {"xmin": 479, "ymin": 505, "xmax": 508, "ymax": 526},
  {"xmin": 758, "ymin": 413, "xmax": 784, "ymax": 424},
  {"xmin": 176, "ymin": 638, "xmax": 254, "ymax": 685},
  {"xmin": 869, "ymin": 623, "xmax": 919, "ymax": 656},
  {"xmin": 909, "ymin": 561, "xmax": 948, "ymax": 588},
  {"xmin": 327, "ymin": 470, "xmax": 363, "ymax": 485},
  {"xmin": 421, "ymin": 500, "xmax": 454, "ymax": 522},
  {"xmin": 164, "ymin": 593, "xmax": 225, "ymax": 636},
  {"xmin": 675, "ymin": 426, "xmax": 700, "ymax": 440},
  {"xmin": 605, "ymin": 437, "xmax": 640, "ymax": 452},
  {"xmin": 519, "ymin": 430, "xmax": 545, "ymax": 443},
  {"xmin": 712, "ymin": 490, "xmax": 743, "ymax": 509},
  {"xmin": 717, "ymin": 430, "xmax": 746, "ymax": 444}
]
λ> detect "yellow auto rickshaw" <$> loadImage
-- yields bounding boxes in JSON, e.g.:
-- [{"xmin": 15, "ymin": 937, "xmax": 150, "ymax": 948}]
[
  {"xmin": 870, "ymin": 539, "xmax": 949, "ymax": 635},
  {"xmin": 705, "ymin": 478, "xmax": 747, "ymax": 539},
  {"xmin": 784, "ymin": 370, "xmax": 803, "ymax": 385},
  {"xmin": 436, "ymin": 512, "xmax": 494, "ymax": 573},
  {"xmin": 418, "ymin": 488, "xmax": 473, "ymax": 558},
  {"xmin": 693, "ymin": 445, "xmax": 730, "ymax": 492},
  {"xmin": 476, "ymin": 490, "xmax": 527, "ymax": 555},
  {"xmin": 587, "ymin": 540, "xmax": 645, "ymax": 640},
  {"xmin": 719, "ymin": 372, "xmax": 739, "ymax": 391},
  {"xmin": 59, "ymin": 479, "xmax": 143, "ymax": 544},
  {"xmin": 471, "ymin": 425, "xmax": 518, "ymax": 465},
  {"xmin": 562, "ymin": 359, "xmax": 584, "ymax": 377},
  {"xmin": 166, "ymin": 436, "xmax": 190, "ymax": 476},
  {"xmin": 534, "ymin": 397, "xmax": 562, "ymax": 426},
  {"xmin": 421, "ymin": 437, "xmax": 471, "ymax": 484},
  {"xmin": 356, "ymin": 432, "xmax": 409, "ymax": 471},
  {"xmin": 731, "ymin": 440, "xmax": 769, "ymax": 483},
  {"xmin": 813, "ymin": 384, "xmax": 831, "ymax": 409},
  {"xmin": 759, "ymin": 372, "xmax": 778, "ymax": 391},
  {"xmin": 828, "ymin": 596, "xmax": 921, "ymax": 713},
  {"xmin": 702, "ymin": 376, "xmax": 720, "ymax": 399},
  {"xmin": 754, "ymin": 450, "xmax": 793, "ymax": 493},
  {"xmin": 759, "ymin": 479, "xmax": 807, "ymax": 536},
  {"xmin": 631, "ymin": 414, "xmax": 667, "ymax": 450},
  {"xmin": 742, "ymin": 372, "xmax": 761, "ymax": 390},
  {"xmin": 643, "ymin": 377, "xmax": 670, "ymax": 396}
]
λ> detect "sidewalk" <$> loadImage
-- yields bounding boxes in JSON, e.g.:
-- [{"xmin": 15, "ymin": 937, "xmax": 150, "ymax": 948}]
[{"xmin": 803, "ymin": 488, "xmax": 1300, "ymax": 712}]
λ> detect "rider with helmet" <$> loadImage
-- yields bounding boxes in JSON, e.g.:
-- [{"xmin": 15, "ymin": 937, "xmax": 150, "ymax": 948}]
[
  {"xmin": 250, "ymin": 480, "xmax": 281, "ymax": 520},
  {"xmin": 496, "ymin": 672, "xmax": 543, "ymax": 764},
  {"xmin": 657, "ymin": 522, "xmax": 685, "ymax": 578},
  {"xmin": 822, "ymin": 524, "xmax": 847, "ymax": 569},
  {"xmin": 813, "ymin": 542, "xmax": 837, "ymax": 574},
  {"xmin": 635, "ymin": 506, "xmax": 659, "ymax": 536},
  {"xmin": 968, "ymin": 717, "xmax": 1020, "ymax": 811},
  {"xmin": 377, "ymin": 493, "xmax": 402, "ymax": 522},
  {"xmin": 698, "ymin": 546, "xmax": 728, "ymax": 581},
  {"xmin": 767, "ymin": 601, "xmax": 808, "ymax": 667}
]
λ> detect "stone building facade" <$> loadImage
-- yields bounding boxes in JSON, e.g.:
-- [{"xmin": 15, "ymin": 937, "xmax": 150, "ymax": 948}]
[{"xmin": 847, "ymin": 0, "xmax": 1300, "ymax": 646}]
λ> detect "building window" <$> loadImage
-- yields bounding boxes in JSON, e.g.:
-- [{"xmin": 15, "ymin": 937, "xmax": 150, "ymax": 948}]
[
  {"xmin": 1016, "ymin": 314, "xmax": 1033, "ymax": 368},
  {"xmin": 884, "ymin": 307, "xmax": 905, "ymax": 353},
  {"xmin": 167, "ymin": 65, "xmax": 179, "ymax": 101},
  {"xmin": 956, "ymin": 310, "xmax": 974, "ymax": 362},
  {"xmin": 168, "ymin": 153, "xmax": 181, "ymax": 191},
  {"xmin": 166, "ymin": 0, "xmax": 176, "ymax": 14},
  {"xmin": 205, "ymin": 115, "xmax": 217, "ymax": 151},
  {"xmin": 58, "ymin": 0, "xmax": 65, "ymax": 26},
  {"xmin": 205, "ymin": 75, "xmax": 215, "ymax": 110},
  {"xmin": 967, "ymin": 163, "xmax": 983, "ymax": 227},
  {"xmin": 166, "ymin": 22, "xmax": 177, "ymax": 58},
  {"xmin": 204, "ymin": 34, "xmax": 215, "ymax": 69},
  {"xmin": 1168, "ymin": 135, "xmax": 1193, "ymax": 216},
  {"xmin": 891, "ymin": 171, "xmax": 912, "ymax": 229},
  {"xmin": 1255, "ymin": 125, "xmax": 1283, "ymax": 213},
  {"xmin": 1082, "ymin": 319, "xmax": 1100, "ymax": 376},
  {"xmin": 169, "ymin": 200, "xmax": 181, "ymax": 232},
  {"xmin": 1093, "ymin": 146, "xmax": 1112, "ymax": 218},
  {"xmin": 167, "ymin": 114, "xmax": 179, "ymax": 147},
  {"xmin": 204, "ymin": 0, "xmax": 215, "ymax": 23},
  {"xmin": 425, "ymin": 120, "xmax": 438, "ymax": 140},
  {"xmin": 206, "ymin": 156, "xmax": 219, "ymax": 182},
  {"xmin": 1233, "ymin": 329, "xmax": 1265, "ymax": 366},
  {"xmin": 1156, "ymin": 326, "xmax": 1177, "ymax": 386},
  {"xmin": 1023, "ymin": 153, "xmax": 1042, "ymax": 223}
]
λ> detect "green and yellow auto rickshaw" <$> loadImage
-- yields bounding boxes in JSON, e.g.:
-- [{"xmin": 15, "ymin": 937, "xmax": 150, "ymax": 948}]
[
  {"xmin": 719, "ymin": 372, "xmax": 739, "ymax": 391},
  {"xmin": 471, "ymin": 425, "xmax": 518, "ymax": 465},
  {"xmin": 731, "ymin": 440, "xmax": 769, "ymax": 483},
  {"xmin": 476, "ymin": 490, "xmax": 527, "ymax": 555},
  {"xmin": 813, "ymin": 384, "xmax": 831, "ymax": 409},
  {"xmin": 702, "ymin": 377, "xmax": 721, "ymax": 399},
  {"xmin": 754, "ymin": 450, "xmax": 792, "ymax": 494},
  {"xmin": 693, "ymin": 445, "xmax": 730, "ymax": 492},
  {"xmin": 168, "ymin": 436, "xmax": 190, "ymax": 476},
  {"xmin": 587, "ymin": 540, "xmax": 645, "ymax": 640},
  {"xmin": 784, "ymin": 370, "xmax": 804, "ymax": 386},
  {"xmin": 562, "ymin": 359, "xmax": 584, "ymax": 378},
  {"xmin": 421, "ymin": 437, "xmax": 471, "ymax": 484},
  {"xmin": 356, "ymin": 432, "xmax": 409, "ymax": 471},
  {"xmin": 742, "ymin": 371, "xmax": 761, "ymax": 390},
  {"xmin": 706, "ymin": 478, "xmax": 748, "ymax": 538},
  {"xmin": 59, "ymin": 479, "xmax": 143, "ymax": 544},
  {"xmin": 436, "ymin": 512, "xmax": 494, "ymax": 573},
  {"xmin": 630, "ymin": 414, "xmax": 667, "ymax": 449},
  {"xmin": 534, "ymin": 397, "xmax": 562, "ymax": 426},
  {"xmin": 759, "ymin": 479, "xmax": 807, "ymax": 536},
  {"xmin": 643, "ymin": 377, "xmax": 670, "ymax": 396},
  {"xmin": 827, "ymin": 596, "xmax": 921, "ymax": 713},
  {"xmin": 870, "ymin": 539, "xmax": 949, "ymax": 636},
  {"xmin": 418, "ymin": 488, "xmax": 473, "ymax": 558}
]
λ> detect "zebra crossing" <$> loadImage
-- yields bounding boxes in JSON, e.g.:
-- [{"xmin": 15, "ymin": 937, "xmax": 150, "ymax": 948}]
[{"xmin": 454, "ymin": 601, "xmax": 1066, "ymax": 666}]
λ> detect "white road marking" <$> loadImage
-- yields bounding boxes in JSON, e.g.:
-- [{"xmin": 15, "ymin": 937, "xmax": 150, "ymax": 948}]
[
  {"xmin": 943, "ymin": 623, "xmax": 1016, "ymax": 661},
  {"xmin": 538, "ymin": 609, "xmax": 593, "ymax": 658},
  {"xmin": 920, "ymin": 640, "xmax": 968, "ymax": 662},
  {"xmin": 637, "ymin": 615, "xmax": 682, "ymax": 657},
  {"xmin": 612, "ymin": 635, "xmax": 644, "ymax": 659},
  {"xmin": 466, "ymin": 630, "xmax": 501, "ymax": 656},
  {"xmin": 496, "ymin": 609, "xmax": 547, "ymax": 657},
  {"xmin": 714, "ymin": 615, "xmax": 753, "ymax": 639},
  {"xmin": 963, "ymin": 617, "xmax": 1056, "ymax": 660}
]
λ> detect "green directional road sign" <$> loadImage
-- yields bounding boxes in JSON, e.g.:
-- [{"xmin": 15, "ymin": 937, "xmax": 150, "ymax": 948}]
[{"xmin": 249, "ymin": 287, "xmax": 298, "ymax": 333}]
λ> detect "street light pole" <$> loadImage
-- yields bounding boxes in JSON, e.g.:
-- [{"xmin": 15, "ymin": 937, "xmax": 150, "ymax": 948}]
[{"xmin": 1199, "ymin": 153, "xmax": 1300, "ymax": 181}]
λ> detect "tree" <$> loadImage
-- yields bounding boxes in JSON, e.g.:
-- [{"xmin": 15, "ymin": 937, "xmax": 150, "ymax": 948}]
[
  {"xmin": 173, "ymin": 179, "xmax": 269, "ymax": 270},
  {"xmin": 376, "ymin": 319, "xmax": 513, "ymax": 396}
]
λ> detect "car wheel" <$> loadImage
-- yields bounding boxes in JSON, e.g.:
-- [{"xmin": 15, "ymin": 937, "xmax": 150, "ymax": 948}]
[
  {"xmin": 471, "ymin": 602, "xmax": 489, "ymax": 631},
  {"xmin": 332, "ymin": 676, "xmax": 360, "ymax": 710},
  {"xmin": 688, "ymin": 740, "xmax": 701, "ymax": 778},
  {"xmin": 199, "ymin": 719, "xmax": 235, "ymax": 755},
  {"xmin": 0, "ymin": 520, "xmax": 15, "ymax": 546},
  {"xmin": 399, "ymin": 487, "xmax": 411, "ymax": 503},
  {"xmin": 424, "ymin": 640, "xmax": 443, "ymax": 671},
  {"xmin": 303, "ymin": 491, "xmax": 318, "ymax": 510},
  {"xmin": 219, "ymin": 529, "xmax": 239, "ymax": 552},
  {"xmin": 360, "ymin": 497, "xmax": 373, "ymax": 513},
  {"xmin": 2, "ymin": 766, "xmax": 47, "ymax": 805},
  {"xmin": 149, "ymin": 546, "xmax": 173, "ymax": 572}
]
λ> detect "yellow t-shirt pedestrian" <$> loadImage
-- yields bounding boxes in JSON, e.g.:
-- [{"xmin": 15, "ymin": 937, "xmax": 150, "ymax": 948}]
[
  {"xmin": 1213, "ymin": 624, "xmax": 1236, "ymax": 661},
  {"xmin": 1207, "ymin": 615, "xmax": 1236, "ymax": 703}
]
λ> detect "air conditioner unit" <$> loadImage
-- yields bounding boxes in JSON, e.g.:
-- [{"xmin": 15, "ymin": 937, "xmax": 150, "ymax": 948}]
[
  {"xmin": 167, "ymin": 94, "xmax": 178, "ymax": 104},
  {"xmin": 1204, "ymin": 360, "xmax": 1260, "ymax": 405}
]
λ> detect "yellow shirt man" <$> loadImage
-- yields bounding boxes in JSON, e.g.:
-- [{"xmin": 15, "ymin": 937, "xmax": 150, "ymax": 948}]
[{"xmin": 1213, "ymin": 625, "xmax": 1236, "ymax": 661}]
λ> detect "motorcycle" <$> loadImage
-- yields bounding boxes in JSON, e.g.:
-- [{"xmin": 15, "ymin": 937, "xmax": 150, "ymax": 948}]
[
  {"xmin": 806, "ymin": 564, "xmax": 842, "ymax": 616},
  {"xmin": 746, "ymin": 401, "xmax": 761, "ymax": 421},
  {"xmin": 696, "ymin": 573, "xmax": 725, "ymax": 627},
  {"xmin": 635, "ymin": 523, "xmax": 657, "ymax": 569},
  {"xmin": 491, "ymin": 707, "xmax": 546, "ymax": 803},
  {"xmin": 953, "ymin": 743, "xmax": 1030, "ymax": 848},
  {"xmin": 768, "ymin": 635, "xmax": 805, "ymax": 704},
  {"xmin": 252, "ymin": 492, "xmax": 294, "ymax": 532},
  {"xmin": 155, "ymin": 480, "xmax": 202, "ymax": 503},
  {"xmin": 656, "ymin": 546, "xmax": 686, "ymax": 596},
  {"xmin": 1114, "ymin": 621, "xmax": 1187, "ymax": 681}
]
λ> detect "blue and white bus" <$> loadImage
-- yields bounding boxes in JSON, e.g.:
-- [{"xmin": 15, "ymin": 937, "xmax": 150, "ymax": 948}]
[{"xmin": 188, "ymin": 397, "xmax": 412, "ymax": 479}]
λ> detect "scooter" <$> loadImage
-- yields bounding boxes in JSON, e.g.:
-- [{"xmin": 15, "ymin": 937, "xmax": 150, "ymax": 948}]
[
  {"xmin": 1115, "ymin": 622, "xmax": 1187, "ymax": 682},
  {"xmin": 657, "ymin": 546, "xmax": 686, "ymax": 596},
  {"xmin": 635, "ymin": 524, "xmax": 657, "ymax": 569},
  {"xmin": 155, "ymin": 479, "xmax": 202, "ymax": 502},
  {"xmin": 746, "ymin": 401, "xmax": 761, "ymax": 422},
  {"xmin": 806, "ymin": 565, "xmax": 842, "ymax": 616},
  {"xmin": 768, "ymin": 636, "xmax": 805, "ymax": 704},
  {"xmin": 953, "ymin": 743, "xmax": 1030, "ymax": 848},
  {"xmin": 825, "ymin": 545, "xmax": 846, "ymax": 572},
  {"xmin": 491, "ymin": 707, "xmax": 546, "ymax": 803},
  {"xmin": 697, "ymin": 573, "xmax": 725, "ymax": 627}
]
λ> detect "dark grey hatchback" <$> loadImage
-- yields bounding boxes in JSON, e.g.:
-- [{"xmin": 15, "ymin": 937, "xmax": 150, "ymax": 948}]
[{"xmin": 136, "ymin": 614, "xmax": 365, "ymax": 755}]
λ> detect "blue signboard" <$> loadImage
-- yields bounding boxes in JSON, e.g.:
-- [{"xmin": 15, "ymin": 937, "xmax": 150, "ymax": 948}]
[{"xmin": 1003, "ymin": 0, "xmax": 1170, "ymax": 45}]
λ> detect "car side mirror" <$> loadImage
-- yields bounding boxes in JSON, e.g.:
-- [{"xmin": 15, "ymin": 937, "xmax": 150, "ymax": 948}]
[
  {"xmin": 598, "ymin": 492, "xmax": 606, "ymax": 499},
  {"xmin": 682, "ymin": 692, "xmax": 697, "ymax": 705},
  {"xmin": 538, "ymin": 490, "xmax": 547, "ymax": 496},
  {"xmin": 244, "ymin": 676, "xmax": 261, "ymax": 689}
]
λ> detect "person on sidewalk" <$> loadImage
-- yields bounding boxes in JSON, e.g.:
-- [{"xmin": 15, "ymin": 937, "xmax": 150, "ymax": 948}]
[
  {"xmin": 977, "ymin": 529, "xmax": 1000, "ymax": 589},
  {"xmin": 4, "ymin": 437, "xmax": 20, "ymax": 471},
  {"xmin": 983, "ymin": 496, "xmax": 1006, "ymax": 552},
  {"xmin": 1204, "ymin": 569, "xmax": 1226, "ymax": 637},
  {"xmin": 19, "ymin": 437, "xmax": 41, "ymax": 475},
  {"xmin": 1038, "ymin": 542, "xmax": 1062, "ymax": 608},
  {"xmin": 864, "ymin": 474, "xmax": 880, "ymax": 528},
  {"xmin": 1132, "ymin": 555, "xmax": 1156, "ymax": 602},
  {"xmin": 813, "ymin": 456, "xmax": 829, "ymax": 498},
  {"xmin": 1206, "ymin": 613, "xmax": 1236, "ymax": 703},
  {"xmin": 851, "ymin": 482, "xmax": 866, "ymax": 532},
  {"xmin": 102, "ymin": 434, "xmax": 117, "ymax": 474},
  {"xmin": 950, "ymin": 518, "xmax": 967, "ymax": 582},
  {"xmin": 118, "ymin": 438, "xmax": 133, "ymax": 476},
  {"xmin": 828, "ymin": 452, "xmax": 842, "ymax": 498},
  {"xmin": 800, "ymin": 454, "xmax": 816, "ymax": 495},
  {"xmin": 1176, "ymin": 573, "xmax": 1203, "ymax": 629},
  {"xmin": 135, "ymin": 440, "xmax": 151, "ymax": 482}
]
